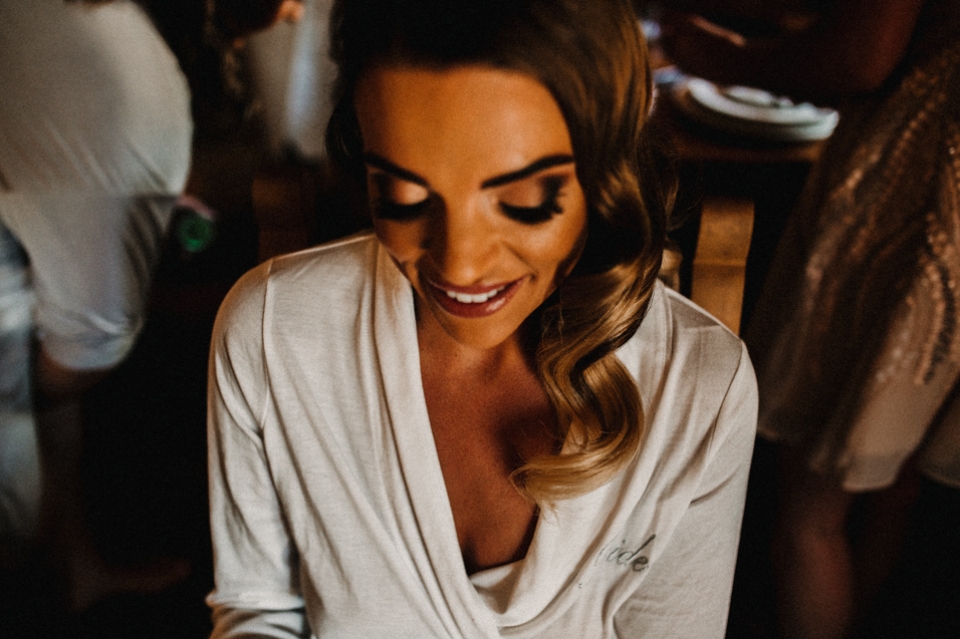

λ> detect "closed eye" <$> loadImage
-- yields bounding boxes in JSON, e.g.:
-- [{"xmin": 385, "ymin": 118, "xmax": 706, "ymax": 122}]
[
  {"xmin": 498, "ymin": 176, "xmax": 565, "ymax": 225},
  {"xmin": 368, "ymin": 171, "xmax": 431, "ymax": 221},
  {"xmin": 371, "ymin": 197, "xmax": 431, "ymax": 221}
]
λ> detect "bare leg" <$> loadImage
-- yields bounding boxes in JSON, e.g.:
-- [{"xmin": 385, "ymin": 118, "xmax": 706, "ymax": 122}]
[
  {"xmin": 771, "ymin": 447, "xmax": 856, "ymax": 639},
  {"xmin": 34, "ymin": 348, "xmax": 189, "ymax": 612}
]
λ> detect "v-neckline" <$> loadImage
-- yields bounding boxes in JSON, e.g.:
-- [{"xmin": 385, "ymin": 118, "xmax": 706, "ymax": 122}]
[
  {"xmin": 370, "ymin": 241, "xmax": 656, "ymax": 631},
  {"xmin": 385, "ymin": 268, "xmax": 547, "ymax": 555},
  {"xmin": 372, "ymin": 247, "xmax": 505, "ymax": 636}
]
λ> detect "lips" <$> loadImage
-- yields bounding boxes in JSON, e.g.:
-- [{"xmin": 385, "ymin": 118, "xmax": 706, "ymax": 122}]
[{"xmin": 426, "ymin": 277, "xmax": 523, "ymax": 318}]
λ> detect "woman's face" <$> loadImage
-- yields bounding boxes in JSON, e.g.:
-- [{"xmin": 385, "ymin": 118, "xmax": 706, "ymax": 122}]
[{"xmin": 355, "ymin": 64, "xmax": 589, "ymax": 351}]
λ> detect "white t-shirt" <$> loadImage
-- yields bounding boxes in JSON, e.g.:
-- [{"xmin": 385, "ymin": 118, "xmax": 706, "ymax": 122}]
[
  {"xmin": 0, "ymin": 0, "xmax": 192, "ymax": 369},
  {"xmin": 207, "ymin": 234, "xmax": 758, "ymax": 638},
  {"xmin": 0, "ymin": 0, "xmax": 191, "ymax": 543}
]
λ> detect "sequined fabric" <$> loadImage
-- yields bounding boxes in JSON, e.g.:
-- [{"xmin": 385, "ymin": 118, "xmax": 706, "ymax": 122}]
[{"xmin": 747, "ymin": 6, "xmax": 960, "ymax": 490}]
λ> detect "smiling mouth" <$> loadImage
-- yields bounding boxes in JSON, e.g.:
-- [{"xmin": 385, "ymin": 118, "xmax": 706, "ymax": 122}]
[
  {"xmin": 441, "ymin": 285, "xmax": 507, "ymax": 304},
  {"xmin": 426, "ymin": 278, "xmax": 522, "ymax": 318}
]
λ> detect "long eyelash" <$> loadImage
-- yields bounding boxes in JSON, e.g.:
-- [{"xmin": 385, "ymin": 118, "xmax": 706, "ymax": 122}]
[
  {"xmin": 499, "ymin": 177, "xmax": 565, "ymax": 225},
  {"xmin": 371, "ymin": 198, "xmax": 430, "ymax": 221}
]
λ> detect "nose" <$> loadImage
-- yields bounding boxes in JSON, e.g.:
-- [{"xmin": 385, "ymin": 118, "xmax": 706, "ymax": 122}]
[{"xmin": 424, "ymin": 198, "xmax": 499, "ymax": 286}]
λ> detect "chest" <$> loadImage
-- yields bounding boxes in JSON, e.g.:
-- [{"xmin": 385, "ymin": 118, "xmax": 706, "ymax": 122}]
[{"xmin": 420, "ymin": 362, "xmax": 559, "ymax": 574}]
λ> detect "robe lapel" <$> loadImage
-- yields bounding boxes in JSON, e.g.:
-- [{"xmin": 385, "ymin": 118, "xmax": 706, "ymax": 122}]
[{"xmin": 372, "ymin": 244, "xmax": 501, "ymax": 638}]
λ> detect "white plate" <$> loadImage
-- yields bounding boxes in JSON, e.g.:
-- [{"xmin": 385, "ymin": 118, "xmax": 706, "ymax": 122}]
[{"xmin": 672, "ymin": 77, "xmax": 839, "ymax": 142}]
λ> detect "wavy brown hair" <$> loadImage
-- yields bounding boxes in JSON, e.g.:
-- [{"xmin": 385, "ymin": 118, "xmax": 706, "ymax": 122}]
[{"xmin": 327, "ymin": 0, "xmax": 673, "ymax": 503}]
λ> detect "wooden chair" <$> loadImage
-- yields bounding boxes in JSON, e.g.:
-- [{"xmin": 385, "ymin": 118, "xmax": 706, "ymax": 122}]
[{"xmin": 690, "ymin": 196, "xmax": 754, "ymax": 334}]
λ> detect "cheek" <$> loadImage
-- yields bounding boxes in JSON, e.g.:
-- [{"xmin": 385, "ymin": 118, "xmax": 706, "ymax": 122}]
[
  {"xmin": 374, "ymin": 221, "xmax": 423, "ymax": 264},
  {"xmin": 517, "ymin": 226, "xmax": 584, "ymax": 290},
  {"xmin": 535, "ymin": 206, "xmax": 588, "ymax": 274}
]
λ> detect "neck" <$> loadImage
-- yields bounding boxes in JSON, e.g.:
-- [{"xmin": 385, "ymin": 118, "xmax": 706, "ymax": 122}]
[{"xmin": 416, "ymin": 306, "xmax": 536, "ymax": 381}]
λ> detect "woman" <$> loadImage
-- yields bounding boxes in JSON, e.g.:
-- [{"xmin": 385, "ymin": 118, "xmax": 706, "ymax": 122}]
[
  {"xmin": 207, "ymin": 0, "xmax": 758, "ymax": 636},
  {"xmin": 662, "ymin": 1, "xmax": 960, "ymax": 637}
]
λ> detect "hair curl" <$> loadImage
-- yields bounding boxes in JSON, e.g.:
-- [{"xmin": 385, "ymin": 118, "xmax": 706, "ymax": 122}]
[{"xmin": 327, "ymin": 0, "xmax": 674, "ymax": 503}]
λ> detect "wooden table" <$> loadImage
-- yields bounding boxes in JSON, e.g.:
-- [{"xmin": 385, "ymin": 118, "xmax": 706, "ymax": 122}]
[{"xmin": 650, "ymin": 91, "xmax": 824, "ymax": 334}]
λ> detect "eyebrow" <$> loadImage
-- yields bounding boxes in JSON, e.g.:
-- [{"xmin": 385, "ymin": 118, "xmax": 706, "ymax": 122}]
[
  {"xmin": 360, "ymin": 153, "xmax": 576, "ymax": 190},
  {"xmin": 361, "ymin": 154, "xmax": 428, "ymax": 186}
]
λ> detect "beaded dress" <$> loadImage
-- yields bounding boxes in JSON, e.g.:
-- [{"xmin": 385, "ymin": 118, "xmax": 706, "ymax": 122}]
[{"xmin": 746, "ymin": 0, "xmax": 960, "ymax": 490}]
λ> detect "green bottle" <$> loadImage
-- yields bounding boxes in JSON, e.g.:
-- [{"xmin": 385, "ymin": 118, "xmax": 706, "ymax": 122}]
[{"xmin": 173, "ymin": 195, "xmax": 217, "ymax": 254}]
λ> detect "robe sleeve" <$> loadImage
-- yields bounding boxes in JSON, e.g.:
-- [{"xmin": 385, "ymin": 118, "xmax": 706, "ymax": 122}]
[
  {"xmin": 206, "ymin": 262, "xmax": 313, "ymax": 639},
  {"xmin": 614, "ymin": 341, "xmax": 758, "ymax": 638}
]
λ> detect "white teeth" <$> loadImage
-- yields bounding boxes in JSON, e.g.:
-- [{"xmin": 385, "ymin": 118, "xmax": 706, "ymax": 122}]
[{"xmin": 444, "ymin": 285, "xmax": 506, "ymax": 304}]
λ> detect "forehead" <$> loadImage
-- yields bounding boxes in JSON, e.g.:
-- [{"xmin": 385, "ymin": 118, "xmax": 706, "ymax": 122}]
[{"xmin": 353, "ymin": 64, "xmax": 574, "ymax": 184}]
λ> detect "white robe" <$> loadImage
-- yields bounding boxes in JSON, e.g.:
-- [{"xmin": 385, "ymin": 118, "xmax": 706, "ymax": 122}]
[{"xmin": 207, "ymin": 233, "xmax": 758, "ymax": 638}]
